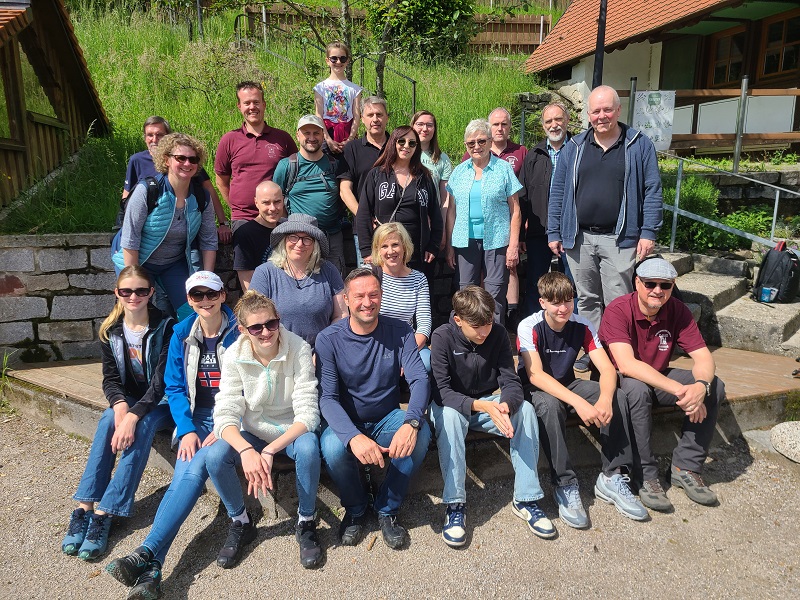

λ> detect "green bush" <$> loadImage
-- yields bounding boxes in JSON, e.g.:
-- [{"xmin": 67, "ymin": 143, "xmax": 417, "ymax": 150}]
[
  {"xmin": 366, "ymin": 0, "xmax": 477, "ymax": 64},
  {"xmin": 658, "ymin": 176, "xmax": 720, "ymax": 252},
  {"xmin": 714, "ymin": 205, "xmax": 773, "ymax": 251}
]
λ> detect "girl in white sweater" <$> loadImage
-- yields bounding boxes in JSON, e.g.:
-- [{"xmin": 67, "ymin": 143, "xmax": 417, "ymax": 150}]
[{"xmin": 204, "ymin": 290, "xmax": 323, "ymax": 570}]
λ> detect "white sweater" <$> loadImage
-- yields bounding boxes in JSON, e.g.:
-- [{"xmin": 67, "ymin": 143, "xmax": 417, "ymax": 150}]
[{"xmin": 213, "ymin": 325, "xmax": 320, "ymax": 443}]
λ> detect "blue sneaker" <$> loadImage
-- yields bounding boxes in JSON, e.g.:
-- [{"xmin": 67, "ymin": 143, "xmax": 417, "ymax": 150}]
[
  {"xmin": 442, "ymin": 503, "xmax": 466, "ymax": 548},
  {"xmin": 62, "ymin": 508, "xmax": 92, "ymax": 555},
  {"xmin": 78, "ymin": 513, "xmax": 112, "ymax": 560},
  {"xmin": 554, "ymin": 483, "xmax": 589, "ymax": 529},
  {"xmin": 594, "ymin": 473, "xmax": 649, "ymax": 521},
  {"xmin": 511, "ymin": 500, "xmax": 556, "ymax": 539}
]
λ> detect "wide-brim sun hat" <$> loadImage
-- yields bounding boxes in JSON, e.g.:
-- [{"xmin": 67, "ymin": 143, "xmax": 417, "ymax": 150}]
[{"xmin": 270, "ymin": 213, "xmax": 329, "ymax": 258}]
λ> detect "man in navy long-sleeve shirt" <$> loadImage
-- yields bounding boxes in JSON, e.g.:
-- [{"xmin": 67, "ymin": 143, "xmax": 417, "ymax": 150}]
[{"xmin": 317, "ymin": 267, "xmax": 431, "ymax": 550}]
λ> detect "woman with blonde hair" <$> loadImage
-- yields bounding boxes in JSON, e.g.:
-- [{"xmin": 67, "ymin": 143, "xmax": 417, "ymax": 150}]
[{"xmin": 61, "ymin": 265, "xmax": 174, "ymax": 561}]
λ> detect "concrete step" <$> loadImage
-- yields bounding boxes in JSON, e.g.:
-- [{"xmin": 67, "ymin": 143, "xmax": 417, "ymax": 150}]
[
  {"xmin": 714, "ymin": 296, "xmax": 800, "ymax": 355},
  {"xmin": 692, "ymin": 254, "xmax": 753, "ymax": 278},
  {"xmin": 660, "ymin": 251, "xmax": 693, "ymax": 276},
  {"xmin": 675, "ymin": 272, "xmax": 749, "ymax": 341}
]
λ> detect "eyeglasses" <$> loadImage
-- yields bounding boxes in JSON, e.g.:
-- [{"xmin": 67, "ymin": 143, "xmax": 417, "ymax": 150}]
[
  {"xmin": 465, "ymin": 139, "xmax": 488, "ymax": 148},
  {"xmin": 117, "ymin": 287, "xmax": 152, "ymax": 297},
  {"xmin": 640, "ymin": 280, "xmax": 674, "ymax": 290},
  {"xmin": 397, "ymin": 139, "xmax": 418, "ymax": 148},
  {"xmin": 169, "ymin": 154, "xmax": 200, "ymax": 164},
  {"xmin": 188, "ymin": 289, "xmax": 222, "ymax": 301},
  {"xmin": 245, "ymin": 319, "xmax": 280, "ymax": 335},
  {"xmin": 328, "ymin": 55, "xmax": 349, "ymax": 63},
  {"xmin": 286, "ymin": 234, "xmax": 315, "ymax": 247},
  {"xmin": 414, "ymin": 122, "xmax": 435, "ymax": 130}
]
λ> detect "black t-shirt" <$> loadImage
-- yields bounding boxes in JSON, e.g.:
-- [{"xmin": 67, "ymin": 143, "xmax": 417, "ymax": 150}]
[
  {"xmin": 339, "ymin": 135, "xmax": 387, "ymax": 199},
  {"xmin": 233, "ymin": 220, "xmax": 274, "ymax": 271},
  {"xmin": 195, "ymin": 335, "xmax": 221, "ymax": 410},
  {"xmin": 575, "ymin": 129, "xmax": 625, "ymax": 229}
]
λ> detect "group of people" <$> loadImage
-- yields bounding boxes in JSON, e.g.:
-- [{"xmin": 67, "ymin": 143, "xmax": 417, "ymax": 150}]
[{"xmin": 59, "ymin": 41, "xmax": 728, "ymax": 599}]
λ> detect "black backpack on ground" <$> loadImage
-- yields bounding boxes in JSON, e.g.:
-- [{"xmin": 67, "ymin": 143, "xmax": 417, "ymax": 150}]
[
  {"xmin": 752, "ymin": 240, "xmax": 800, "ymax": 303},
  {"xmin": 114, "ymin": 175, "xmax": 207, "ymax": 230}
]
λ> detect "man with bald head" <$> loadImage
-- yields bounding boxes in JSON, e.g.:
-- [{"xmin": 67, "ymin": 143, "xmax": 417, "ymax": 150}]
[
  {"xmin": 547, "ymin": 85, "xmax": 662, "ymax": 371},
  {"xmin": 232, "ymin": 180, "xmax": 285, "ymax": 290}
]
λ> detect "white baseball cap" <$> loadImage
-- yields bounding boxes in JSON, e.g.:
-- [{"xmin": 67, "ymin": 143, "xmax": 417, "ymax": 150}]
[{"xmin": 185, "ymin": 271, "xmax": 224, "ymax": 293}]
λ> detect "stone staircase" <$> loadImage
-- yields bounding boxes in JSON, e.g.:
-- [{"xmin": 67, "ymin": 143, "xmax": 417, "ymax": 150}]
[{"xmin": 663, "ymin": 251, "xmax": 800, "ymax": 357}]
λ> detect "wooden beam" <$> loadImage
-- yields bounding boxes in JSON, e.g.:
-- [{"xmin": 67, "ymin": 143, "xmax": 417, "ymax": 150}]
[{"xmin": 620, "ymin": 89, "xmax": 800, "ymax": 98}]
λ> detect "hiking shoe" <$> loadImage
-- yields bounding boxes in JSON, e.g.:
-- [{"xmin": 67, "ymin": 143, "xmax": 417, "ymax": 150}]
[
  {"xmin": 554, "ymin": 483, "xmax": 589, "ymax": 529},
  {"xmin": 216, "ymin": 514, "xmax": 257, "ymax": 569},
  {"xmin": 338, "ymin": 510, "xmax": 366, "ymax": 546},
  {"xmin": 639, "ymin": 479, "xmax": 673, "ymax": 512},
  {"xmin": 106, "ymin": 546, "xmax": 153, "ymax": 587},
  {"xmin": 442, "ymin": 503, "xmax": 466, "ymax": 548},
  {"xmin": 62, "ymin": 508, "xmax": 92, "ymax": 555},
  {"xmin": 78, "ymin": 513, "xmax": 112, "ymax": 560},
  {"xmin": 295, "ymin": 519, "xmax": 323, "ymax": 569},
  {"xmin": 127, "ymin": 561, "xmax": 162, "ymax": 600},
  {"xmin": 574, "ymin": 354, "xmax": 591, "ymax": 373},
  {"xmin": 511, "ymin": 500, "xmax": 556, "ymax": 539},
  {"xmin": 670, "ymin": 465, "xmax": 718, "ymax": 506},
  {"xmin": 378, "ymin": 514, "xmax": 407, "ymax": 549},
  {"xmin": 594, "ymin": 473, "xmax": 649, "ymax": 521}
]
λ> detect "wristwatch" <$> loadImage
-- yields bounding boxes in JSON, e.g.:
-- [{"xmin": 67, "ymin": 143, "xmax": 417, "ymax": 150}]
[
  {"xmin": 695, "ymin": 379, "xmax": 711, "ymax": 397},
  {"xmin": 217, "ymin": 220, "xmax": 229, "ymax": 228},
  {"xmin": 404, "ymin": 418, "xmax": 422, "ymax": 430}
]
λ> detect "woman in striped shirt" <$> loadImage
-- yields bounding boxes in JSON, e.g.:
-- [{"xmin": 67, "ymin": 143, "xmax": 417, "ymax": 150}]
[{"xmin": 370, "ymin": 222, "xmax": 432, "ymax": 372}]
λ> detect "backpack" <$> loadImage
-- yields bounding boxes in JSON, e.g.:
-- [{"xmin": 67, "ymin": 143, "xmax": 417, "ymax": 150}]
[
  {"xmin": 282, "ymin": 153, "xmax": 339, "ymax": 207},
  {"xmin": 752, "ymin": 240, "xmax": 800, "ymax": 303},
  {"xmin": 114, "ymin": 175, "xmax": 207, "ymax": 229}
]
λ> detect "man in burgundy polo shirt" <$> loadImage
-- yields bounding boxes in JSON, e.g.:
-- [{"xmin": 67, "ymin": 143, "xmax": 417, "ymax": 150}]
[
  {"xmin": 215, "ymin": 81, "xmax": 298, "ymax": 230},
  {"xmin": 600, "ymin": 258, "xmax": 724, "ymax": 512}
]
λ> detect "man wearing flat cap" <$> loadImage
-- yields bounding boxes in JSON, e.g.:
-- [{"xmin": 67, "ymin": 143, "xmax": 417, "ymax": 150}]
[{"xmin": 599, "ymin": 257, "xmax": 724, "ymax": 512}]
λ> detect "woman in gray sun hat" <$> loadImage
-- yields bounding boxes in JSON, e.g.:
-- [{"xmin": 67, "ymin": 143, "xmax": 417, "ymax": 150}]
[{"xmin": 249, "ymin": 213, "xmax": 348, "ymax": 347}]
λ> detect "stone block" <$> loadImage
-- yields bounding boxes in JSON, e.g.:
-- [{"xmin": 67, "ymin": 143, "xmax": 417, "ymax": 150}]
[
  {"xmin": 38, "ymin": 321, "xmax": 94, "ymax": 342},
  {"xmin": 58, "ymin": 341, "xmax": 101, "ymax": 360},
  {"xmin": 90, "ymin": 248, "xmax": 115, "ymax": 272},
  {"xmin": 69, "ymin": 272, "xmax": 117, "ymax": 291},
  {"xmin": 0, "ymin": 296, "xmax": 48, "ymax": 322},
  {"xmin": 0, "ymin": 321, "xmax": 34, "ymax": 345},
  {"xmin": 50, "ymin": 295, "xmax": 116, "ymax": 320},
  {"xmin": 745, "ymin": 186, "xmax": 768, "ymax": 199},
  {"xmin": 21, "ymin": 273, "xmax": 69, "ymax": 292},
  {"xmin": 0, "ymin": 248, "xmax": 34, "ymax": 272},
  {"xmin": 37, "ymin": 248, "xmax": 87, "ymax": 273},
  {"xmin": 0, "ymin": 274, "xmax": 25, "ymax": 296},
  {"xmin": 717, "ymin": 186, "xmax": 742, "ymax": 200},
  {"xmin": 781, "ymin": 171, "xmax": 800, "ymax": 186},
  {"xmin": 717, "ymin": 175, "xmax": 743, "ymax": 186}
]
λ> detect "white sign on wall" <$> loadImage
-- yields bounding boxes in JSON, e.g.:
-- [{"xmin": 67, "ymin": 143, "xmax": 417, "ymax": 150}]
[{"xmin": 632, "ymin": 91, "xmax": 675, "ymax": 152}]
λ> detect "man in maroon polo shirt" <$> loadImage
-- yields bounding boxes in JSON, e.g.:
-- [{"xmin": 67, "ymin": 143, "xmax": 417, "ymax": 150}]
[
  {"xmin": 599, "ymin": 257, "xmax": 724, "ymax": 512},
  {"xmin": 215, "ymin": 81, "xmax": 298, "ymax": 230}
]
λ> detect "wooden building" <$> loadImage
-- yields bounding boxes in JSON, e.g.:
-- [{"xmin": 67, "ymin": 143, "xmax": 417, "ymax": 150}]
[{"xmin": 0, "ymin": 0, "xmax": 107, "ymax": 207}]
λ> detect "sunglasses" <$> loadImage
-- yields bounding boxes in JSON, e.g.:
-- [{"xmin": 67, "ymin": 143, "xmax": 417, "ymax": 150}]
[
  {"xmin": 287, "ymin": 234, "xmax": 315, "ymax": 247},
  {"xmin": 465, "ymin": 138, "xmax": 488, "ymax": 148},
  {"xmin": 245, "ymin": 319, "xmax": 280, "ymax": 335},
  {"xmin": 117, "ymin": 287, "xmax": 152, "ymax": 297},
  {"xmin": 640, "ymin": 280, "xmax": 674, "ymax": 290},
  {"xmin": 188, "ymin": 289, "xmax": 222, "ymax": 301},
  {"xmin": 328, "ymin": 55, "xmax": 349, "ymax": 63},
  {"xmin": 397, "ymin": 139, "xmax": 418, "ymax": 148},
  {"xmin": 169, "ymin": 154, "xmax": 200, "ymax": 164}
]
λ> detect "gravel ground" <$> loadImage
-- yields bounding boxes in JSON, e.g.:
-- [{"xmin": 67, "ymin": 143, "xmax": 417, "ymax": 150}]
[{"xmin": 1, "ymin": 413, "xmax": 798, "ymax": 600}]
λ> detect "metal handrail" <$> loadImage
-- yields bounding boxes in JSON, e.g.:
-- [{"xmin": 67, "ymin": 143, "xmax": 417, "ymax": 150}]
[{"xmin": 232, "ymin": 13, "xmax": 417, "ymax": 113}]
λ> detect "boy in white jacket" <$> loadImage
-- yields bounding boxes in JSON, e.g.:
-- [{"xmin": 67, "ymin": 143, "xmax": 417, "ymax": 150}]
[{"xmin": 205, "ymin": 290, "xmax": 322, "ymax": 569}]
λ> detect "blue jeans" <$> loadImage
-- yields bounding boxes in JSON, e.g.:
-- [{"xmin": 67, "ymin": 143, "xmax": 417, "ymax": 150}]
[
  {"xmin": 419, "ymin": 347, "xmax": 431, "ymax": 374},
  {"xmin": 142, "ymin": 260, "xmax": 190, "ymax": 318},
  {"xmin": 320, "ymin": 408, "xmax": 432, "ymax": 517},
  {"xmin": 205, "ymin": 430, "xmax": 321, "ymax": 518},
  {"xmin": 73, "ymin": 397, "xmax": 173, "ymax": 517},
  {"xmin": 142, "ymin": 408, "xmax": 214, "ymax": 566},
  {"xmin": 430, "ymin": 396, "xmax": 543, "ymax": 505}
]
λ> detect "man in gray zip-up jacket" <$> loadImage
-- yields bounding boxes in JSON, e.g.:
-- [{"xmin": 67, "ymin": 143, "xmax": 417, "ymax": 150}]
[{"xmin": 547, "ymin": 85, "xmax": 662, "ymax": 336}]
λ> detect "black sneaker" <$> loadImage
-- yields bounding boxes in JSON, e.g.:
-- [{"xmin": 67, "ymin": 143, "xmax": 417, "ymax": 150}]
[
  {"xmin": 216, "ymin": 514, "xmax": 257, "ymax": 569},
  {"xmin": 378, "ymin": 514, "xmax": 407, "ymax": 550},
  {"xmin": 127, "ymin": 561, "xmax": 162, "ymax": 600},
  {"xmin": 338, "ymin": 510, "xmax": 365, "ymax": 546},
  {"xmin": 296, "ymin": 519, "xmax": 323, "ymax": 568},
  {"xmin": 106, "ymin": 546, "xmax": 153, "ymax": 587}
]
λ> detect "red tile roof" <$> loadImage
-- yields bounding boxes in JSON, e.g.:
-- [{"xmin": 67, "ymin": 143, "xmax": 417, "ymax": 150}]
[
  {"xmin": 525, "ymin": 0, "xmax": 739, "ymax": 74},
  {"xmin": 0, "ymin": 8, "xmax": 31, "ymax": 47}
]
